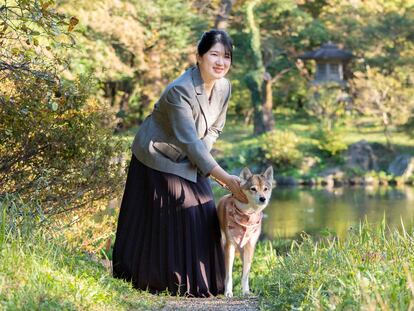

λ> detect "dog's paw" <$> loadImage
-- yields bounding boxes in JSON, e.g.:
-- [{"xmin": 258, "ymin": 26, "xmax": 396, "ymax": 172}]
[
  {"xmin": 242, "ymin": 290, "xmax": 251, "ymax": 296},
  {"xmin": 224, "ymin": 290, "xmax": 233, "ymax": 298}
]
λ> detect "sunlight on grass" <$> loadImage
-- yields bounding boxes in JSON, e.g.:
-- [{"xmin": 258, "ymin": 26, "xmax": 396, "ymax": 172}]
[
  {"xmin": 255, "ymin": 221, "xmax": 414, "ymax": 310},
  {"xmin": 0, "ymin": 231, "xmax": 164, "ymax": 310}
]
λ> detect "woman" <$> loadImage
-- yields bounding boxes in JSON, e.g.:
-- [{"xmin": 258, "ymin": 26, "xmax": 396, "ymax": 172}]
[{"xmin": 112, "ymin": 29, "xmax": 247, "ymax": 297}]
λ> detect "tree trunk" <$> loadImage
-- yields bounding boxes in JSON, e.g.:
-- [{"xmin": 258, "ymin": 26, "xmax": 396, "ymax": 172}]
[
  {"xmin": 245, "ymin": 0, "xmax": 267, "ymax": 135},
  {"xmin": 262, "ymin": 72, "xmax": 275, "ymax": 131},
  {"xmin": 382, "ymin": 111, "xmax": 394, "ymax": 150},
  {"xmin": 139, "ymin": 48, "xmax": 163, "ymax": 118},
  {"xmin": 214, "ymin": 0, "xmax": 235, "ymax": 30}
]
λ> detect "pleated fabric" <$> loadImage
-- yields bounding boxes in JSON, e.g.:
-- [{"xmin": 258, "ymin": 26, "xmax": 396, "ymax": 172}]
[{"xmin": 112, "ymin": 155, "xmax": 225, "ymax": 297}]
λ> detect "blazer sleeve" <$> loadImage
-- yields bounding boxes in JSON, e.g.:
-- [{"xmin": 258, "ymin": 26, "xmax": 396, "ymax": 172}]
[
  {"xmin": 202, "ymin": 79, "xmax": 231, "ymax": 151},
  {"xmin": 163, "ymin": 85, "xmax": 218, "ymax": 176}
]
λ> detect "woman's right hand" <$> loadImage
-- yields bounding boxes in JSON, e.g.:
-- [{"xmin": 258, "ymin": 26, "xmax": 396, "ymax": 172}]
[
  {"xmin": 210, "ymin": 165, "xmax": 248, "ymax": 204},
  {"xmin": 224, "ymin": 175, "xmax": 248, "ymax": 204}
]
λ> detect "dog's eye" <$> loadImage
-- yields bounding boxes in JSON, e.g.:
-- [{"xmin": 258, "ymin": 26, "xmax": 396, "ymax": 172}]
[
  {"xmin": 250, "ymin": 187, "xmax": 257, "ymax": 192},
  {"xmin": 264, "ymin": 187, "xmax": 268, "ymax": 192}
]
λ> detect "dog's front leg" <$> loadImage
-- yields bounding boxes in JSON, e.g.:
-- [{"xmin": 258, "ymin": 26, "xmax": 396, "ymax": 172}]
[
  {"xmin": 242, "ymin": 242, "xmax": 255, "ymax": 296},
  {"xmin": 224, "ymin": 242, "xmax": 236, "ymax": 298}
]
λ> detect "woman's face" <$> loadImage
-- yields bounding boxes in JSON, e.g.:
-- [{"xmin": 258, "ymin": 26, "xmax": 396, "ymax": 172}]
[{"xmin": 197, "ymin": 42, "xmax": 231, "ymax": 83}]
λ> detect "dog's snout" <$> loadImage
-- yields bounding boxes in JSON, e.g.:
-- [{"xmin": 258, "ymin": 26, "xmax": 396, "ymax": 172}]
[{"xmin": 259, "ymin": 197, "xmax": 266, "ymax": 203}]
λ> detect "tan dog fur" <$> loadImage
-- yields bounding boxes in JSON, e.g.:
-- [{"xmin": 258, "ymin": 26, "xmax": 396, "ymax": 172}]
[{"xmin": 217, "ymin": 166, "xmax": 274, "ymax": 297}]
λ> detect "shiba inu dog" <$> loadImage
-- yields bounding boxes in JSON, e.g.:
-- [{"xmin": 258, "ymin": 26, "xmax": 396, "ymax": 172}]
[{"xmin": 217, "ymin": 166, "xmax": 274, "ymax": 297}]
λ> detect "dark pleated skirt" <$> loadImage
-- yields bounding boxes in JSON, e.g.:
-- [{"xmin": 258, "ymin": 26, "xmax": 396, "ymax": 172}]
[{"xmin": 112, "ymin": 155, "xmax": 225, "ymax": 297}]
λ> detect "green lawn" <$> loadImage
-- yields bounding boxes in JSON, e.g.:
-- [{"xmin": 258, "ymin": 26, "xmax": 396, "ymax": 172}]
[
  {"xmin": 0, "ymin": 230, "xmax": 165, "ymax": 310},
  {"xmin": 215, "ymin": 110, "xmax": 414, "ymax": 174}
]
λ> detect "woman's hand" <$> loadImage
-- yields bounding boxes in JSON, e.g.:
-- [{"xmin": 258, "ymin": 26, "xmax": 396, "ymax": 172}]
[
  {"xmin": 210, "ymin": 166, "xmax": 248, "ymax": 204},
  {"xmin": 224, "ymin": 175, "xmax": 248, "ymax": 204}
]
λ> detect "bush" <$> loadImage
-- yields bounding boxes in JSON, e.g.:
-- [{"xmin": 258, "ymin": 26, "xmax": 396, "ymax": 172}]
[
  {"xmin": 0, "ymin": 72, "xmax": 126, "ymax": 217},
  {"xmin": 0, "ymin": 1, "xmax": 126, "ymax": 218},
  {"xmin": 259, "ymin": 130, "xmax": 303, "ymax": 169},
  {"xmin": 313, "ymin": 129, "xmax": 348, "ymax": 158}
]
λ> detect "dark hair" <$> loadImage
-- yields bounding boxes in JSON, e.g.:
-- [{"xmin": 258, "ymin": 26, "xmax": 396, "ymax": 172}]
[{"xmin": 197, "ymin": 29, "xmax": 233, "ymax": 63}]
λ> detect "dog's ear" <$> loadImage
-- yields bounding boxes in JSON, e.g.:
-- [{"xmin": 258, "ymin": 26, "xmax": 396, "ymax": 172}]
[
  {"xmin": 262, "ymin": 166, "xmax": 274, "ymax": 183},
  {"xmin": 239, "ymin": 167, "xmax": 253, "ymax": 182}
]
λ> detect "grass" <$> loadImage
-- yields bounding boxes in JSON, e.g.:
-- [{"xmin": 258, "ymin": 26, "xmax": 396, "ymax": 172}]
[
  {"xmin": 3, "ymin": 196, "xmax": 414, "ymax": 310},
  {"xmin": 254, "ymin": 220, "xmax": 414, "ymax": 310},
  {"xmin": 0, "ymin": 199, "xmax": 164, "ymax": 311},
  {"xmin": 2, "ymin": 110, "xmax": 414, "ymax": 309}
]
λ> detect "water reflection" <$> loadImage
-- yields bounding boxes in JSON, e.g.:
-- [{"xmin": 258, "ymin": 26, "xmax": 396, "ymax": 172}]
[{"xmin": 261, "ymin": 186, "xmax": 414, "ymax": 239}]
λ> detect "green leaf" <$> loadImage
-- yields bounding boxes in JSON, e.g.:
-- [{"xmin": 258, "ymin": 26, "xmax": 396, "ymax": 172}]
[{"xmin": 50, "ymin": 102, "xmax": 58, "ymax": 111}]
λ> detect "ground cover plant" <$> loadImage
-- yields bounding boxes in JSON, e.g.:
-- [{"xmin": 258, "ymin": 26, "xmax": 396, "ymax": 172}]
[
  {"xmin": 255, "ymin": 220, "xmax": 414, "ymax": 310},
  {"xmin": 0, "ymin": 196, "xmax": 165, "ymax": 311}
]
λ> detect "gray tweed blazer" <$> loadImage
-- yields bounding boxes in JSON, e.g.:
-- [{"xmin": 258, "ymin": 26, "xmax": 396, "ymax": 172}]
[{"xmin": 131, "ymin": 65, "xmax": 231, "ymax": 182}]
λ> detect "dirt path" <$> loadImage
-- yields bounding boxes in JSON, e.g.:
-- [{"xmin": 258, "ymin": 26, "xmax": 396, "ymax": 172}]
[
  {"xmin": 160, "ymin": 296, "xmax": 259, "ymax": 311},
  {"xmin": 86, "ymin": 256, "xmax": 259, "ymax": 310}
]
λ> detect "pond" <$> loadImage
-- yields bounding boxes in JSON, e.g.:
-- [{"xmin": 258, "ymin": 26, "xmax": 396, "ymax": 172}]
[{"xmin": 214, "ymin": 186, "xmax": 414, "ymax": 239}]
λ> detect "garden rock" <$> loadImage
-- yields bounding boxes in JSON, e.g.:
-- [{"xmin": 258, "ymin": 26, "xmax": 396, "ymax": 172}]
[
  {"xmin": 319, "ymin": 167, "xmax": 345, "ymax": 187},
  {"xmin": 275, "ymin": 176, "xmax": 298, "ymax": 186},
  {"xmin": 346, "ymin": 140, "xmax": 378, "ymax": 171},
  {"xmin": 388, "ymin": 154, "xmax": 414, "ymax": 179}
]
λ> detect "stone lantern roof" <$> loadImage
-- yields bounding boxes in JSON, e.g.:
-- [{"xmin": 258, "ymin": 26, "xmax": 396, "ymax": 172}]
[
  {"xmin": 299, "ymin": 42, "xmax": 354, "ymax": 85},
  {"xmin": 299, "ymin": 42, "xmax": 353, "ymax": 61}
]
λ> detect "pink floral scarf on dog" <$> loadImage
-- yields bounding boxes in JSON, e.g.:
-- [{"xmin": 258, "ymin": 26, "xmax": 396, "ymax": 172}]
[{"xmin": 225, "ymin": 198, "xmax": 263, "ymax": 248}]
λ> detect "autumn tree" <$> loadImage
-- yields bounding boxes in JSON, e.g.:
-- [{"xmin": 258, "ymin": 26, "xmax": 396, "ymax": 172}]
[
  {"xmin": 350, "ymin": 68, "xmax": 414, "ymax": 149},
  {"xmin": 58, "ymin": 0, "xmax": 207, "ymax": 129},
  {"xmin": 0, "ymin": 0, "xmax": 124, "ymax": 218}
]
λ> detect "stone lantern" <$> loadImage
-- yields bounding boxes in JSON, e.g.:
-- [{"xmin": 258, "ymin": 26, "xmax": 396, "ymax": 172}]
[{"xmin": 299, "ymin": 42, "xmax": 353, "ymax": 85}]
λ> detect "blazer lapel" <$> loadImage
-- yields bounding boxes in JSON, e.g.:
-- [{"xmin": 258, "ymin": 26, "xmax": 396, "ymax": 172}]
[{"xmin": 192, "ymin": 66, "xmax": 213, "ymax": 131}]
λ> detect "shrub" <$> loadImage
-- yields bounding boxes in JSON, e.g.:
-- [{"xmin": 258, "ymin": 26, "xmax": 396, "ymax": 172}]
[
  {"xmin": 0, "ymin": 1, "xmax": 126, "ymax": 218},
  {"xmin": 314, "ymin": 129, "xmax": 348, "ymax": 158},
  {"xmin": 259, "ymin": 130, "xmax": 303, "ymax": 169}
]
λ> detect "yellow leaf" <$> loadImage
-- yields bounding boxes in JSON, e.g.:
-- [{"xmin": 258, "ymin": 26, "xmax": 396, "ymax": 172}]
[
  {"xmin": 68, "ymin": 17, "xmax": 79, "ymax": 32},
  {"xmin": 41, "ymin": 2, "xmax": 51, "ymax": 10}
]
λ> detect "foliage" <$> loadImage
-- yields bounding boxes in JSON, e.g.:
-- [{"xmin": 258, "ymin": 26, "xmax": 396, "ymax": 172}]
[
  {"xmin": 63, "ymin": 200, "xmax": 119, "ymax": 257},
  {"xmin": 313, "ymin": 129, "xmax": 347, "ymax": 158},
  {"xmin": 0, "ymin": 71, "xmax": 126, "ymax": 216},
  {"xmin": 350, "ymin": 67, "xmax": 414, "ymax": 147},
  {"xmin": 58, "ymin": 0, "xmax": 207, "ymax": 126},
  {"xmin": 321, "ymin": 1, "xmax": 414, "ymax": 72},
  {"xmin": 0, "ymin": 197, "xmax": 163, "ymax": 310},
  {"xmin": 0, "ymin": 1, "xmax": 126, "ymax": 217},
  {"xmin": 305, "ymin": 82, "xmax": 348, "ymax": 132},
  {"xmin": 0, "ymin": 0, "xmax": 76, "ymax": 76},
  {"xmin": 257, "ymin": 221, "xmax": 414, "ymax": 310},
  {"xmin": 259, "ymin": 130, "xmax": 303, "ymax": 168},
  {"xmin": 403, "ymin": 113, "xmax": 414, "ymax": 138}
]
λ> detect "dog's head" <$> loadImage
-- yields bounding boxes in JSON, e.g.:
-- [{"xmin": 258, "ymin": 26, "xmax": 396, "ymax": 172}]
[{"xmin": 239, "ymin": 166, "xmax": 274, "ymax": 211}]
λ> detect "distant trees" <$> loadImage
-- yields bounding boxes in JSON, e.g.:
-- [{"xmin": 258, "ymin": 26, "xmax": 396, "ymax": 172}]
[
  {"xmin": 351, "ymin": 68, "xmax": 414, "ymax": 148},
  {"xmin": 242, "ymin": 0, "xmax": 303, "ymax": 134},
  {"xmin": 228, "ymin": 0, "xmax": 414, "ymax": 142},
  {"xmin": 58, "ymin": 0, "xmax": 207, "ymax": 129}
]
